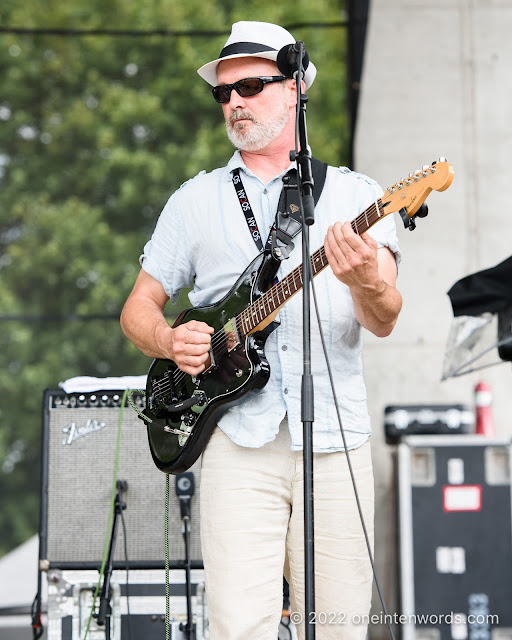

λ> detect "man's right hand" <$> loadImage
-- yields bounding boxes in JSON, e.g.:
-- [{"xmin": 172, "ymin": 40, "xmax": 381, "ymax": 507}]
[
  {"xmin": 120, "ymin": 270, "xmax": 215, "ymax": 372},
  {"xmin": 160, "ymin": 320, "xmax": 214, "ymax": 376}
]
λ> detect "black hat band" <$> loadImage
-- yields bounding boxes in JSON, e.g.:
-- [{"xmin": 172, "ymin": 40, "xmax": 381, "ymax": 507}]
[{"xmin": 219, "ymin": 42, "xmax": 277, "ymax": 58}]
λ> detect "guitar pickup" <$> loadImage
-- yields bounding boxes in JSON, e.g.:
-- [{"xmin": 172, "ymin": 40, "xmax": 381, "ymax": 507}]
[{"xmin": 223, "ymin": 317, "xmax": 241, "ymax": 352}]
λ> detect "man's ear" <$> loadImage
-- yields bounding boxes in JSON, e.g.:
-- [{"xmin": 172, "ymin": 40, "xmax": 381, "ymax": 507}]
[
  {"xmin": 285, "ymin": 78, "xmax": 297, "ymax": 106},
  {"xmin": 286, "ymin": 77, "xmax": 306, "ymax": 107}
]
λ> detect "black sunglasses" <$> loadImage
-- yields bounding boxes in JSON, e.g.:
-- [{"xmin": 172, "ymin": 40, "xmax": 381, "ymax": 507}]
[{"xmin": 212, "ymin": 76, "xmax": 288, "ymax": 104}]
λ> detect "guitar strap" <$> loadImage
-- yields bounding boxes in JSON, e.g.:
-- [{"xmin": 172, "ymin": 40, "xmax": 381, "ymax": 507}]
[
  {"xmin": 232, "ymin": 157, "xmax": 328, "ymax": 256},
  {"xmin": 273, "ymin": 157, "xmax": 328, "ymax": 259}
]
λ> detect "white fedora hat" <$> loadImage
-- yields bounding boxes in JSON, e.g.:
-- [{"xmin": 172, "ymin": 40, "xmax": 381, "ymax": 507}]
[{"xmin": 197, "ymin": 21, "xmax": 317, "ymax": 89}]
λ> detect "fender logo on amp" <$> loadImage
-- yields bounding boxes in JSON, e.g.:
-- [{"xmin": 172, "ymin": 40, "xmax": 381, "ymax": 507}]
[{"xmin": 62, "ymin": 419, "xmax": 106, "ymax": 445}]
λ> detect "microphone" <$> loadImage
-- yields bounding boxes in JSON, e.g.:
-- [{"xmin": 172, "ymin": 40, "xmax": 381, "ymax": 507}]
[
  {"xmin": 276, "ymin": 41, "xmax": 310, "ymax": 78},
  {"xmin": 175, "ymin": 472, "xmax": 195, "ymax": 520}
]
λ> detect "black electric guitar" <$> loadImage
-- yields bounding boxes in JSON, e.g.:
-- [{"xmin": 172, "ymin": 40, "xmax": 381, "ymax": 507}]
[{"xmin": 141, "ymin": 160, "xmax": 454, "ymax": 473}]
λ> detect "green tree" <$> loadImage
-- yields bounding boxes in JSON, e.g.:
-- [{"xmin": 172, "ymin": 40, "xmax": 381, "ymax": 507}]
[{"xmin": 0, "ymin": 0, "xmax": 347, "ymax": 555}]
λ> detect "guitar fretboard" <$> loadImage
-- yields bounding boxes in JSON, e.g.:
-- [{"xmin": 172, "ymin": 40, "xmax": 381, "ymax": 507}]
[{"xmin": 237, "ymin": 199, "xmax": 385, "ymax": 336}]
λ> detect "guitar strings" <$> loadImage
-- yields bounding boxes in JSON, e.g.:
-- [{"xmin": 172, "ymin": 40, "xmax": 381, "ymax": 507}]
[
  {"xmin": 152, "ymin": 253, "xmax": 309, "ymax": 396},
  {"xmin": 154, "ymin": 283, "xmax": 277, "ymax": 395},
  {"xmin": 151, "ymin": 201, "xmax": 384, "ymax": 401},
  {"xmin": 154, "ymin": 310, "xmax": 249, "ymax": 393}
]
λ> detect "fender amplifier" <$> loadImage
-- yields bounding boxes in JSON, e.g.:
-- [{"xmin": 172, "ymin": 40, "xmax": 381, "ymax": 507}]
[{"xmin": 39, "ymin": 389, "xmax": 203, "ymax": 569}]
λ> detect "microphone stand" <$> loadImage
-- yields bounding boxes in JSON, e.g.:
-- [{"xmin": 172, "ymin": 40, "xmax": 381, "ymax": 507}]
[
  {"xmin": 96, "ymin": 480, "xmax": 127, "ymax": 637},
  {"xmin": 289, "ymin": 41, "xmax": 316, "ymax": 640},
  {"xmin": 176, "ymin": 473, "xmax": 196, "ymax": 640},
  {"xmin": 179, "ymin": 496, "xmax": 195, "ymax": 640}
]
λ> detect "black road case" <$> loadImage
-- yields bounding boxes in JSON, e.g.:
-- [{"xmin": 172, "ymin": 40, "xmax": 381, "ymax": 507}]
[{"xmin": 398, "ymin": 435, "xmax": 512, "ymax": 640}]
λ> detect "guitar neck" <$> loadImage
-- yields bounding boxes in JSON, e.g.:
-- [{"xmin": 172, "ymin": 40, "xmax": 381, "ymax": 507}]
[{"xmin": 238, "ymin": 199, "xmax": 385, "ymax": 336}]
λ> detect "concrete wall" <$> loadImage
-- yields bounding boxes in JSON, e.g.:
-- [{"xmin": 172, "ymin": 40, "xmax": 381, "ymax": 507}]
[{"xmin": 355, "ymin": 1, "xmax": 512, "ymax": 635}]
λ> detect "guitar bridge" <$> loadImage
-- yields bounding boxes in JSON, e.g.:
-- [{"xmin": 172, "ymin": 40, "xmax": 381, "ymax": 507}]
[{"xmin": 150, "ymin": 369, "xmax": 179, "ymax": 415}]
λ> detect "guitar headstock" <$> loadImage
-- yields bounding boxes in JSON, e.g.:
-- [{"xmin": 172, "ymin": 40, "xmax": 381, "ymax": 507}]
[{"xmin": 381, "ymin": 158, "xmax": 454, "ymax": 229}]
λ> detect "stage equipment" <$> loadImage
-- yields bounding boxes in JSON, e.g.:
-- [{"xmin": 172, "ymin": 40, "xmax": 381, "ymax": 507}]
[
  {"xmin": 443, "ymin": 255, "xmax": 512, "ymax": 379},
  {"xmin": 175, "ymin": 473, "xmax": 195, "ymax": 640},
  {"xmin": 384, "ymin": 404, "xmax": 473, "ymax": 444},
  {"xmin": 398, "ymin": 435, "xmax": 512, "ymax": 640},
  {"xmin": 45, "ymin": 568, "xmax": 207, "ymax": 640},
  {"xmin": 39, "ymin": 389, "xmax": 203, "ymax": 570}
]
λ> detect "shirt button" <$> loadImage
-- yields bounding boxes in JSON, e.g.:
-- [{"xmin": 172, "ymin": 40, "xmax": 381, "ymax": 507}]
[
  {"xmin": 284, "ymin": 388, "xmax": 288, "ymax": 395},
  {"xmin": 263, "ymin": 189, "xmax": 268, "ymax": 194},
  {"xmin": 282, "ymin": 345, "xmax": 288, "ymax": 351}
]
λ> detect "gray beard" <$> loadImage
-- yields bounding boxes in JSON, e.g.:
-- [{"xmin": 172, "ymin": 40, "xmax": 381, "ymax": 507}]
[{"xmin": 225, "ymin": 104, "xmax": 289, "ymax": 152}]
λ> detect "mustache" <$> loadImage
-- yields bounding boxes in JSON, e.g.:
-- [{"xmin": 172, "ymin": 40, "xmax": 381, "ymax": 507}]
[{"xmin": 228, "ymin": 110, "xmax": 257, "ymax": 126}]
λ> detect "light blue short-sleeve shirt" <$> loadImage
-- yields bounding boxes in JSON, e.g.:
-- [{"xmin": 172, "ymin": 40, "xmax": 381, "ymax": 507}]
[{"xmin": 141, "ymin": 151, "xmax": 401, "ymax": 452}]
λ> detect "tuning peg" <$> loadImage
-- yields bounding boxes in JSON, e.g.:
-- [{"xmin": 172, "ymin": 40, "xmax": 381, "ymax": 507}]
[
  {"xmin": 415, "ymin": 203, "xmax": 429, "ymax": 219},
  {"xmin": 438, "ymin": 156, "xmax": 447, "ymax": 163},
  {"xmin": 422, "ymin": 165, "xmax": 430, "ymax": 170}
]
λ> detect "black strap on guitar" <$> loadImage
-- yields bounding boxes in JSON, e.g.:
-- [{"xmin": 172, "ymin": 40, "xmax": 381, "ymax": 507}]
[
  {"xmin": 232, "ymin": 157, "xmax": 327, "ymax": 257},
  {"xmin": 272, "ymin": 158, "xmax": 327, "ymax": 260}
]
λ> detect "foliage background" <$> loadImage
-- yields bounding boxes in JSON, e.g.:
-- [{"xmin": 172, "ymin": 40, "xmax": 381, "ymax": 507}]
[{"xmin": 0, "ymin": 0, "xmax": 347, "ymax": 555}]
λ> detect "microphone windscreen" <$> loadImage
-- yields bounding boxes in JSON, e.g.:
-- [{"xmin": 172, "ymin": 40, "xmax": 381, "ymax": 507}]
[{"xmin": 277, "ymin": 43, "xmax": 310, "ymax": 78}]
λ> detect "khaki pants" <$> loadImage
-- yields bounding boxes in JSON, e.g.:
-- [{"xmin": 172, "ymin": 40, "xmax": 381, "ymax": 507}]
[{"xmin": 200, "ymin": 421, "xmax": 374, "ymax": 640}]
